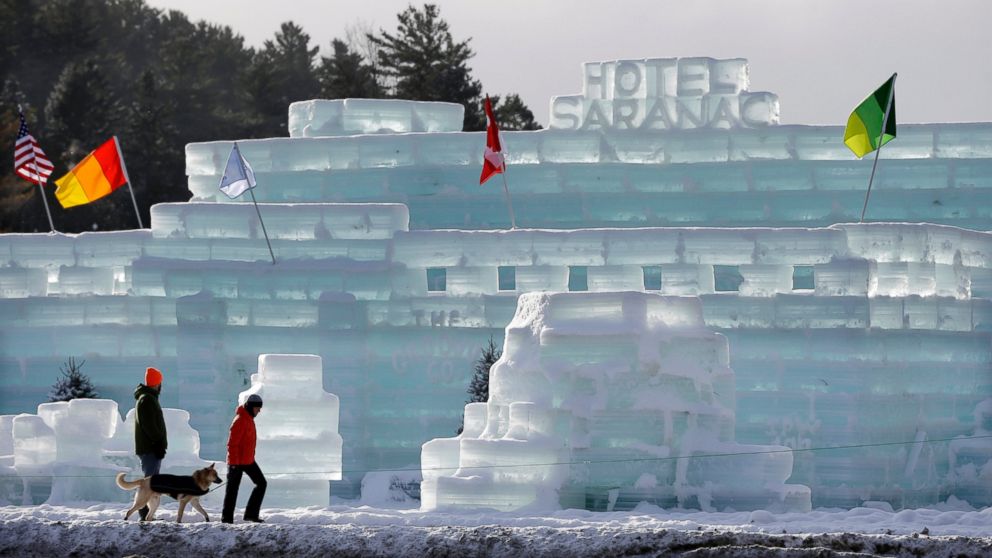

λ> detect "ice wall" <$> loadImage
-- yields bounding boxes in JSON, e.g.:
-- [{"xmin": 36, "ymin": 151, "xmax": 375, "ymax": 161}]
[
  {"xmin": 236, "ymin": 354, "xmax": 342, "ymax": 507},
  {"xmin": 422, "ymin": 292, "xmax": 811, "ymax": 512},
  {"xmin": 1, "ymin": 219, "xmax": 991, "ymax": 507},
  {"xmin": 184, "ymin": 124, "xmax": 992, "ymax": 230}
]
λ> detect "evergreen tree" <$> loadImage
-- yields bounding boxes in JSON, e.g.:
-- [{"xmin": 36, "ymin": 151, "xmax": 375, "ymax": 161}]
[
  {"xmin": 247, "ymin": 21, "xmax": 320, "ymax": 136},
  {"xmin": 121, "ymin": 70, "xmax": 181, "ymax": 225},
  {"xmin": 457, "ymin": 336, "xmax": 502, "ymax": 434},
  {"xmin": 493, "ymin": 93, "xmax": 542, "ymax": 131},
  {"xmin": 49, "ymin": 357, "xmax": 98, "ymax": 402},
  {"xmin": 44, "ymin": 58, "xmax": 124, "ymax": 165},
  {"xmin": 317, "ymin": 39, "xmax": 384, "ymax": 99},
  {"xmin": 468, "ymin": 336, "xmax": 501, "ymax": 403},
  {"xmin": 370, "ymin": 4, "xmax": 485, "ymax": 130},
  {"xmin": 154, "ymin": 13, "xmax": 255, "ymax": 141}
]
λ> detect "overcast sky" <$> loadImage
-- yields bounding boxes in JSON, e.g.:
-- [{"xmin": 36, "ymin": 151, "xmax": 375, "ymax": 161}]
[{"xmin": 145, "ymin": 0, "xmax": 991, "ymax": 127}]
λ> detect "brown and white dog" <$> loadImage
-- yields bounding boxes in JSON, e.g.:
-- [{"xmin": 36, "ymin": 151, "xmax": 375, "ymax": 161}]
[{"xmin": 116, "ymin": 463, "xmax": 223, "ymax": 523}]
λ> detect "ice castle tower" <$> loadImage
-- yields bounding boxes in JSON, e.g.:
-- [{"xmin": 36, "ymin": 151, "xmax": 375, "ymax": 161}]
[
  {"xmin": 235, "ymin": 354, "xmax": 342, "ymax": 507},
  {"xmin": 422, "ymin": 292, "xmax": 811, "ymax": 512}
]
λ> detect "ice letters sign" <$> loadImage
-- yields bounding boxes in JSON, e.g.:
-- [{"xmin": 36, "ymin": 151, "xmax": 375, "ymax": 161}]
[{"xmin": 550, "ymin": 57, "xmax": 779, "ymax": 131}]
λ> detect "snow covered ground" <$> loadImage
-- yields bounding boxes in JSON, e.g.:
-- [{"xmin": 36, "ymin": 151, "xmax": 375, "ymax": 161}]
[{"xmin": 2, "ymin": 501, "xmax": 991, "ymax": 557}]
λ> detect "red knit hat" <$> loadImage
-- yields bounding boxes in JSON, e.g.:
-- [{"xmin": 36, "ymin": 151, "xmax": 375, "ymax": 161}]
[{"xmin": 145, "ymin": 367, "xmax": 163, "ymax": 387}]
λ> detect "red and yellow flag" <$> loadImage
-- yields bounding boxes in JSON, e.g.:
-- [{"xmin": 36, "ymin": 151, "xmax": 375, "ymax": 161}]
[{"xmin": 54, "ymin": 137, "xmax": 128, "ymax": 208}]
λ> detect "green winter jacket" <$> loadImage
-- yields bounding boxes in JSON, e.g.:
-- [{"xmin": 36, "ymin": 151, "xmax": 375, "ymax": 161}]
[{"xmin": 134, "ymin": 384, "xmax": 167, "ymax": 456}]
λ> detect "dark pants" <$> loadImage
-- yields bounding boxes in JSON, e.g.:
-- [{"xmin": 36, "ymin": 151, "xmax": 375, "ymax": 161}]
[
  {"xmin": 138, "ymin": 453, "xmax": 162, "ymax": 477},
  {"xmin": 222, "ymin": 462, "xmax": 267, "ymax": 522},
  {"xmin": 137, "ymin": 453, "xmax": 162, "ymax": 518}
]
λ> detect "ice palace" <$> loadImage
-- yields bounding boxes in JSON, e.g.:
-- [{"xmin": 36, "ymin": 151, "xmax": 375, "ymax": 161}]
[{"xmin": 1, "ymin": 57, "xmax": 991, "ymax": 513}]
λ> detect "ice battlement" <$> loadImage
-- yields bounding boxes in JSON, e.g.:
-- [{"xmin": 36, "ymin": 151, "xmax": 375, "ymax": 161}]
[
  {"xmin": 184, "ymin": 121, "xmax": 992, "ymax": 231},
  {"xmin": 288, "ymin": 99, "xmax": 464, "ymax": 138},
  {"xmin": 182, "ymin": 58, "xmax": 992, "ymax": 232}
]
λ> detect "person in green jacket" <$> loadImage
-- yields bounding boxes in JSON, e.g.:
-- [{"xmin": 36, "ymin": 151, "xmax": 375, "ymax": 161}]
[{"xmin": 133, "ymin": 366, "xmax": 168, "ymax": 520}]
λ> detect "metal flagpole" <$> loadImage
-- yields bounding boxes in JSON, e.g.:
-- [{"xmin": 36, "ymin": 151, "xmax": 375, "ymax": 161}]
[
  {"xmin": 32, "ymin": 161, "xmax": 56, "ymax": 233},
  {"xmin": 500, "ymin": 166, "xmax": 517, "ymax": 229},
  {"xmin": 859, "ymin": 73, "xmax": 897, "ymax": 223},
  {"xmin": 18, "ymin": 106, "xmax": 55, "ymax": 233},
  {"xmin": 235, "ymin": 143, "xmax": 276, "ymax": 265},
  {"xmin": 112, "ymin": 136, "xmax": 144, "ymax": 229},
  {"xmin": 248, "ymin": 187, "xmax": 276, "ymax": 265}
]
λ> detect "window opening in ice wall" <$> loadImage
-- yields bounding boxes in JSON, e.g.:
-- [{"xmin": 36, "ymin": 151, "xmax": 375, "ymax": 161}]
[
  {"xmin": 568, "ymin": 266, "xmax": 588, "ymax": 292},
  {"xmin": 498, "ymin": 266, "xmax": 516, "ymax": 292},
  {"xmin": 714, "ymin": 265, "xmax": 743, "ymax": 292},
  {"xmin": 792, "ymin": 265, "xmax": 814, "ymax": 291},
  {"xmin": 642, "ymin": 265, "xmax": 662, "ymax": 291},
  {"xmin": 427, "ymin": 268, "xmax": 446, "ymax": 293}
]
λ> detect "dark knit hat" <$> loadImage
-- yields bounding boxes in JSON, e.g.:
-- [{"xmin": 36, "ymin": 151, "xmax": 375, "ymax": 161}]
[{"xmin": 244, "ymin": 394, "xmax": 263, "ymax": 414}]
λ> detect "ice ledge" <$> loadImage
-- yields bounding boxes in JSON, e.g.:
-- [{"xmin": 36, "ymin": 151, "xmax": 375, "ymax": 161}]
[{"xmin": 288, "ymin": 99, "xmax": 464, "ymax": 138}]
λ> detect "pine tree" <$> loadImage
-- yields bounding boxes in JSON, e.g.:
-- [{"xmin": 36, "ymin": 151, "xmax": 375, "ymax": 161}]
[
  {"xmin": 370, "ymin": 4, "xmax": 485, "ymax": 130},
  {"xmin": 49, "ymin": 357, "xmax": 98, "ymax": 402},
  {"xmin": 122, "ymin": 70, "xmax": 181, "ymax": 217},
  {"xmin": 493, "ymin": 93, "xmax": 542, "ymax": 131},
  {"xmin": 455, "ymin": 336, "xmax": 503, "ymax": 434},
  {"xmin": 247, "ymin": 21, "xmax": 320, "ymax": 135},
  {"xmin": 317, "ymin": 39, "xmax": 384, "ymax": 99},
  {"xmin": 457, "ymin": 336, "xmax": 502, "ymax": 434},
  {"xmin": 468, "ymin": 336, "xmax": 501, "ymax": 404},
  {"xmin": 44, "ymin": 58, "xmax": 123, "ymax": 165}
]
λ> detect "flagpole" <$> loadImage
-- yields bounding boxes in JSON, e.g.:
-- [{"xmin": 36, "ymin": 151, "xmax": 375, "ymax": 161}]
[
  {"xmin": 32, "ymin": 162, "xmax": 56, "ymax": 233},
  {"xmin": 500, "ymin": 167, "xmax": 517, "ymax": 229},
  {"xmin": 235, "ymin": 143, "xmax": 276, "ymax": 265},
  {"xmin": 113, "ymin": 136, "xmax": 144, "ymax": 229},
  {"xmin": 247, "ymin": 187, "xmax": 276, "ymax": 265},
  {"xmin": 859, "ymin": 72, "xmax": 897, "ymax": 223},
  {"xmin": 17, "ymin": 105, "xmax": 56, "ymax": 233}
]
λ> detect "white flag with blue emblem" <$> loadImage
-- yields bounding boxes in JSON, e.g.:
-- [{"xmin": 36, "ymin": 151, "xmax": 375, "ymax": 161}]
[{"xmin": 219, "ymin": 142, "xmax": 256, "ymax": 199}]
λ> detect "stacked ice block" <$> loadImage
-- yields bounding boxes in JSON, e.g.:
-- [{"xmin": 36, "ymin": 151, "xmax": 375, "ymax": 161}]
[
  {"xmin": 947, "ymin": 399, "xmax": 992, "ymax": 504},
  {"xmin": 36, "ymin": 399, "xmax": 128, "ymax": 503},
  {"xmin": 422, "ymin": 292, "xmax": 811, "ymax": 512},
  {"xmin": 288, "ymin": 99, "xmax": 464, "ymax": 138},
  {"xmin": 183, "ymin": 125, "xmax": 992, "ymax": 231},
  {"xmin": 1, "ymin": 400, "xmax": 212, "ymax": 505},
  {"xmin": 236, "ymin": 354, "xmax": 342, "ymax": 507}
]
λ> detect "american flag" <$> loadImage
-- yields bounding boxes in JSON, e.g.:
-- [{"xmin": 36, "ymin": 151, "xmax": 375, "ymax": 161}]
[{"xmin": 14, "ymin": 108, "xmax": 54, "ymax": 186}]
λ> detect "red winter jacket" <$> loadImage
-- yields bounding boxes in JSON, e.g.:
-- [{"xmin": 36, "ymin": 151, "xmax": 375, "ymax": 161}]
[{"xmin": 226, "ymin": 405, "xmax": 257, "ymax": 466}]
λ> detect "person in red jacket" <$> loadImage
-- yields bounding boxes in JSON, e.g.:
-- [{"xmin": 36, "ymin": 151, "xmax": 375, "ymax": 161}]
[{"xmin": 221, "ymin": 394, "xmax": 267, "ymax": 524}]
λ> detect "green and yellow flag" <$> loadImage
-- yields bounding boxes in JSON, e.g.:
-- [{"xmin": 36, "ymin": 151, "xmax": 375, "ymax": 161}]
[{"xmin": 844, "ymin": 74, "xmax": 897, "ymax": 158}]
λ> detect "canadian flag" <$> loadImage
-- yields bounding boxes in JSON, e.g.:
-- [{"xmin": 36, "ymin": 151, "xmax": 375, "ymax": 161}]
[{"xmin": 480, "ymin": 95, "xmax": 505, "ymax": 185}]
